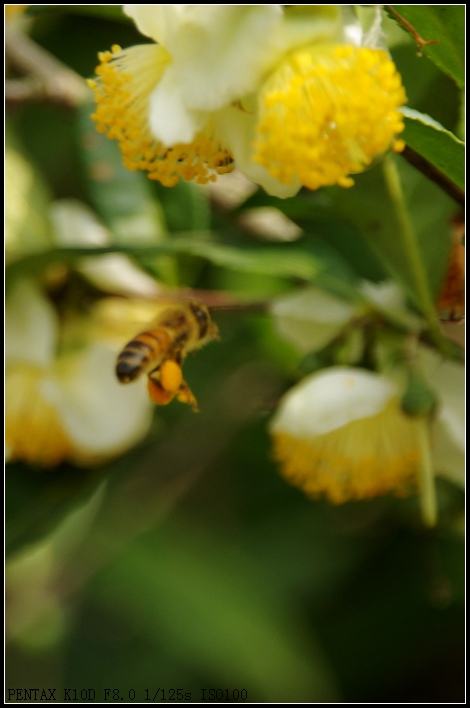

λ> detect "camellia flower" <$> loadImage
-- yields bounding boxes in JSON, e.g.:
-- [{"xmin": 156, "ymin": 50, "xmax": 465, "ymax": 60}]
[
  {"xmin": 270, "ymin": 281, "xmax": 421, "ymax": 355},
  {"xmin": 269, "ymin": 363, "xmax": 463, "ymax": 521},
  {"xmin": 5, "ymin": 5, "xmax": 29, "ymax": 20},
  {"xmin": 6, "ymin": 279, "xmax": 152, "ymax": 467},
  {"xmin": 50, "ymin": 199, "xmax": 161, "ymax": 298},
  {"xmin": 88, "ymin": 5, "xmax": 406, "ymax": 197}
]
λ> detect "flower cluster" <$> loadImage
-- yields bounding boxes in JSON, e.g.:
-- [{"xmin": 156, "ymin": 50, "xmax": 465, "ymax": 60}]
[
  {"xmin": 5, "ymin": 279, "xmax": 153, "ymax": 467},
  {"xmin": 268, "ymin": 286, "xmax": 464, "ymax": 519},
  {"xmin": 88, "ymin": 5, "xmax": 406, "ymax": 197}
]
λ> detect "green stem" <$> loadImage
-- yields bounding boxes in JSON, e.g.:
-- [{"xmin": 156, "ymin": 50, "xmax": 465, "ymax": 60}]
[
  {"xmin": 381, "ymin": 155, "xmax": 446, "ymax": 351},
  {"xmin": 416, "ymin": 420, "xmax": 437, "ymax": 527}
]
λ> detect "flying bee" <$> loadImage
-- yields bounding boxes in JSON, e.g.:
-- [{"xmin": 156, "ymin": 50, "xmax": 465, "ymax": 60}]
[{"xmin": 115, "ymin": 299, "xmax": 219, "ymax": 410}]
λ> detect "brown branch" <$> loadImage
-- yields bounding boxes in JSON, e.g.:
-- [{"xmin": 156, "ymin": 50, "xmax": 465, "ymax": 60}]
[
  {"xmin": 5, "ymin": 27, "xmax": 89, "ymax": 108},
  {"xmin": 385, "ymin": 6, "xmax": 440, "ymax": 54},
  {"xmin": 400, "ymin": 145, "xmax": 465, "ymax": 208}
]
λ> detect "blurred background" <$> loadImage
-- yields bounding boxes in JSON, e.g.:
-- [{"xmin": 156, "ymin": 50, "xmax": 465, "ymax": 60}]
[{"xmin": 5, "ymin": 6, "xmax": 464, "ymax": 703}]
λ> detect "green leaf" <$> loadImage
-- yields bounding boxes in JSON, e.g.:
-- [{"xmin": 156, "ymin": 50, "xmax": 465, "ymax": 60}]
[
  {"xmin": 5, "ymin": 234, "xmax": 362, "ymax": 307},
  {"xmin": 77, "ymin": 101, "xmax": 179, "ymax": 283},
  {"xmin": 402, "ymin": 108, "xmax": 465, "ymax": 191},
  {"xmin": 92, "ymin": 522, "xmax": 339, "ymax": 702},
  {"xmin": 5, "ymin": 462, "xmax": 105, "ymax": 557},
  {"xmin": 77, "ymin": 102, "xmax": 167, "ymax": 246},
  {"xmin": 330, "ymin": 156, "xmax": 454, "ymax": 306},
  {"xmin": 387, "ymin": 6, "xmax": 464, "ymax": 88}
]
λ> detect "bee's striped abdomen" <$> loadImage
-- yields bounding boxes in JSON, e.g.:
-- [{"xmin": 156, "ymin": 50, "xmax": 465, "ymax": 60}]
[{"xmin": 115, "ymin": 329, "xmax": 171, "ymax": 383}]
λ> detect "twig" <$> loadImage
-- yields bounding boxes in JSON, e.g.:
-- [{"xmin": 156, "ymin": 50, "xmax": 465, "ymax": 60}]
[
  {"xmin": 5, "ymin": 27, "xmax": 89, "ymax": 108},
  {"xmin": 401, "ymin": 145, "xmax": 465, "ymax": 208},
  {"xmin": 385, "ymin": 6, "xmax": 440, "ymax": 54}
]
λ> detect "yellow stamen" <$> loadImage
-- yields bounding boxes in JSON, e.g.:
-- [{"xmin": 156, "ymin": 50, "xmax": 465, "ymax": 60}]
[
  {"xmin": 272, "ymin": 401, "xmax": 420, "ymax": 503},
  {"xmin": 6, "ymin": 368, "xmax": 73, "ymax": 467},
  {"xmin": 87, "ymin": 44, "xmax": 234, "ymax": 186},
  {"xmin": 253, "ymin": 45, "xmax": 407, "ymax": 190}
]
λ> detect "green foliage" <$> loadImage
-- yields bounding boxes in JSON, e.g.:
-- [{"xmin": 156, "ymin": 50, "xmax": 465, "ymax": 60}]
[
  {"xmin": 387, "ymin": 5, "xmax": 465, "ymax": 88},
  {"xmin": 6, "ymin": 5, "xmax": 464, "ymax": 703},
  {"xmin": 402, "ymin": 108, "xmax": 465, "ymax": 191}
]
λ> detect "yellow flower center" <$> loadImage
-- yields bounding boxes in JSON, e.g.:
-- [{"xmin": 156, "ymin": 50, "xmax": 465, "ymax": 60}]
[
  {"xmin": 87, "ymin": 44, "xmax": 234, "ymax": 187},
  {"xmin": 6, "ymin": 367, "xmax": 73, "ymax": 467},
  {"xmin": 271, "ymin": 401, "xmax": 420, "ymax": 503},
  {"xmin": 253, "ymin": 45, "xmax": 406, "ymax": 190}
]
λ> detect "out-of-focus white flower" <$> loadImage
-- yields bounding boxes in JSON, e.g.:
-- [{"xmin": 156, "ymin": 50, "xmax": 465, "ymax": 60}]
[
  {"xmin": 5, "ymin": 5, "xmax": 29, "ymax": 21},
  {"xmin": 271, "ymin": 287, "xmax": 355, "ymax": 354},
  {"xmin": 270, "ymin": 281, "xmax": 419, "ymax": 355},
  {"xmin": 269, "ymin": 363, "xmax": 463, "ymax": 514},
  {"xmin": 5, "ymin": 279, "xmax": 153, "ymax": 467},
  {"xmin": 88, "ymin": 6, "xmax": 405, "ymax": 197},
  {"xmin": 50, "ymin": 199, "xmax": 161, "ymax": 297},
  {"xmin": 417, "ymin": 347, "xmax": 464, "ymax": 488},
  {"xmin": 270, "ymin": 367, "xmax": 422, "ymax": 504}
]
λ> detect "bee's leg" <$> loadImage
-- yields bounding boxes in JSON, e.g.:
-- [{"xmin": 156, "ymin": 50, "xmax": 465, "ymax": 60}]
[
  {"xmin": 161, "ymin": 359, "xmax": 199, "ymax": 411},
  {"xmin": 147, "ymin": 375, "xmax": 175, "ymax": 406},
  {"xmin": 175, "ymin": 382, "xmax": 199, "ymax": 412},
  {"xmin": 148, "ymin": 359, "xmax": 199, "ymax": 411}
]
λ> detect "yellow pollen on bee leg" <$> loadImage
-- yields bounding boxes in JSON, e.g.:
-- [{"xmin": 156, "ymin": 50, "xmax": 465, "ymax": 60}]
[
  {"xmin": 159, "ymin": 359, "xmax": 184, "ymax": 394},
  {"xmin": 147, "ymin": 377, "xmax": 175, "ymax": 406}
]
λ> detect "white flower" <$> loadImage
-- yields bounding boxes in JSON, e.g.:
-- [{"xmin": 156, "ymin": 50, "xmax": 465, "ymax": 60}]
[
  {"xmin": 270, "ymin": 367, "xmax": 422, "ymax": 503},
  {"xmin": 270, "ymin": 281, "xmax": 419, "ymax": 355},
  {"xmin": 6, "ymin": 279, "xmax": 152, "ymax": 467},
  {"xmin": 269, "ymin": 363, "xmax": 463, "ymax": 510},
  {"xmin": 123, "ymin": 5, "xmax": 286, "ymax": 144},
  {"xmin": 88, "ymin": 6, "xmax": 405, "ymax": 196},
  {"xmin": 50, "ymin": 199, "xmax": 161, "ymax": 297},
  {"xmin": 271, "ymin": 287, "xmax": 355, "ymax": 354},
  {"xmin": 417, "ymin": 347, "xmax": 464, "ymax": 488}
]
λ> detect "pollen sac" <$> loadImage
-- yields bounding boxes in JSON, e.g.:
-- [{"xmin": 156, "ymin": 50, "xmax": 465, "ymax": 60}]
[{"xmin": 159, "ymin": 359, "xmax": 184, "ymax": 394}]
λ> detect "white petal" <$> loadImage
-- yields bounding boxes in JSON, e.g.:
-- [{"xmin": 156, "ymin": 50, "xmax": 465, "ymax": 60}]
[
  {"xmin": 6, "ymin": 280, "xmax": 57, "ymax": 368},
  {"xmin": 214, "ymin": 106, "xmax": 300, "ymax": 198},
  {"xmin": 271, "ymin": 288, "xmax": 354, "ymax": 353},
  {"xmin": 432, "ymin": 418, "xmax": 465, "ymax": 487},
  {"xmin": 79, "ymin": 254, "xmax": 161, "ymax": 297},
  {"xmin": 123, "ymin": 5, "xmax": 173, "ymax": 43},
  {"xmin": 142, "ymin": 6, "xmax": 283, "ymax": 111},
  {"xmin": 50, "ymin": 199, "xmax": 110, "ymax": 247},
  {"xmin": 271, "ymin": 367, "xmax": 396, "ymax": 437},
  {"xmin": 148, "ymin": 73, "xmax": 208, "ymax": 144},
  {"xmin": 56, "ymin": 344, "xmax": 152, "ymax": 461},
  {"xmin": 50, "ymin": 200, "xmax": 160, "ymax": 297},
  {"xmin": 359, "ymin": 280, "xmax": 422, "ymax": 329},
  {"xmin": 418, "ymin": 347, "xmax": 465, "ymax": 485}
]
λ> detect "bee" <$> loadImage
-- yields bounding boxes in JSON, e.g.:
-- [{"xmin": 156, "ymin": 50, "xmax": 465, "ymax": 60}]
[{"xmin": 115, "ymin": 299, "xmax": 219, "ymax": 410}]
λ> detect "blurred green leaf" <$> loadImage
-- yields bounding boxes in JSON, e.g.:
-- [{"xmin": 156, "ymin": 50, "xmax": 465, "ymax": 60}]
[
  {"xmin": 91, "ymin": 522, "xmax": 339, "ymax": 702},
  {"xmin": 5, "ymin": 463, "xmax": 105, "ymax": 557},
  {"xmin": 402, "ymin": 108, "xmax": 465, "ymax": 191},
  {"xmin": 77, "ymin": 102, "xmax": 180, "ymax": 283},
  {"xmin": 77, "ymin": 102, "xmax": 167, "ymax": 246},
  {"xmin": 387, "ymin": 6, "xmax": 464, "ymax": 88},
  {"xmin": 5, "ymin": 236, "xmax": 362, "ymax": 304},
  {"xmin": 330, "ymin": 157, "xmax": 454, "ymax": 305}
]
